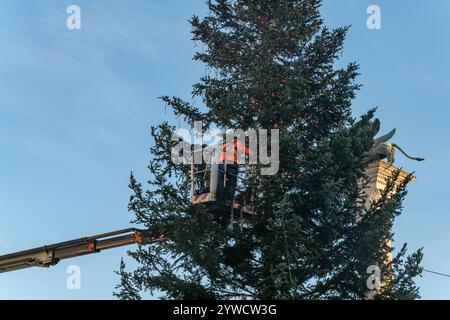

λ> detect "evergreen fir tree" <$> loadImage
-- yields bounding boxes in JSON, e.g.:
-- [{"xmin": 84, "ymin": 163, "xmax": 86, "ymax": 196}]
[{"xmin": 115, "ymin": 0, "xmax": 423, "ymax": 300}]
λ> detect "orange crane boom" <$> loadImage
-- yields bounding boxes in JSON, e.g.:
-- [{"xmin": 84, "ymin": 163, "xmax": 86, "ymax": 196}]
[{"xmin": 0, "ymin": 228, "xmax": 162, "ymax": 273}]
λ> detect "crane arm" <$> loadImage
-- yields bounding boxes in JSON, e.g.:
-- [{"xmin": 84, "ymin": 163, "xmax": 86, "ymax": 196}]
[{"xmin": 0, "ymin": 228, "xmax": 163, "ymax": 274}]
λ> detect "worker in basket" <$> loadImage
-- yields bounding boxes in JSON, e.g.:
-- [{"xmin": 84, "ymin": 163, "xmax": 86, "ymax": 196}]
[{"xmin": 217, "ymin": 137, "xmax": 252, "ymax": 205}]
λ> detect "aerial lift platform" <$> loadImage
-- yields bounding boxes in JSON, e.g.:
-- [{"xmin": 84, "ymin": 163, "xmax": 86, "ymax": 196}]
[{"xmin": 0, "ymin": 142, "xmax": 252, "ymax": 274}]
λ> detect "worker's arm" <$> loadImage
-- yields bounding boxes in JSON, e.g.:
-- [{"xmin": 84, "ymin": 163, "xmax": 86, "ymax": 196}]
[{"xmin": 0, "ymin": 228, "xmax": 164, "ymax": 274}]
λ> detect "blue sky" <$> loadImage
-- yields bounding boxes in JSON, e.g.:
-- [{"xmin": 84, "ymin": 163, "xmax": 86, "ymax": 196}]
[{"xmin": 0, "ymin": 0, "xmax": 449, "ymax": 299}]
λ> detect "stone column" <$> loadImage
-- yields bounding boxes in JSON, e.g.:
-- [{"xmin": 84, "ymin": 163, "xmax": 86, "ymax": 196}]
[
  {"xmin": 361, "ymin": 160, "xmax": 415, "ymax": 298},
  {"xmin": 363, "ymin": 160, "xmax": 415, "ymax": 211}
]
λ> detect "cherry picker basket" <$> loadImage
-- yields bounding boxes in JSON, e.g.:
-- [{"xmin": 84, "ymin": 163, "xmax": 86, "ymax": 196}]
[{"xmin": 190, "ymin": 147, "xmax": 254, "ymax": 217}]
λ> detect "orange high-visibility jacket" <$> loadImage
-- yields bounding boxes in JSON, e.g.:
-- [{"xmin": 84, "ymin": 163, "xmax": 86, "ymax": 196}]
[{"xmin": 220, "ymin": 140, "xmax": 253, "ymax": 164}]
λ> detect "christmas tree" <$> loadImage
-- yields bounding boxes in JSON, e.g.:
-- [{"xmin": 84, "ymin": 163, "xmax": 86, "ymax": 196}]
[{"xmin": 115, "ymin": 0, "xmax": 423, "ymax": 300}]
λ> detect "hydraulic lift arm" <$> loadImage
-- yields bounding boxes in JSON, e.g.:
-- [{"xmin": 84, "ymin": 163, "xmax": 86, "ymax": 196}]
[{"xmin": 0, "ymin": 228, "xmax": 163, "ymax": 274}]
